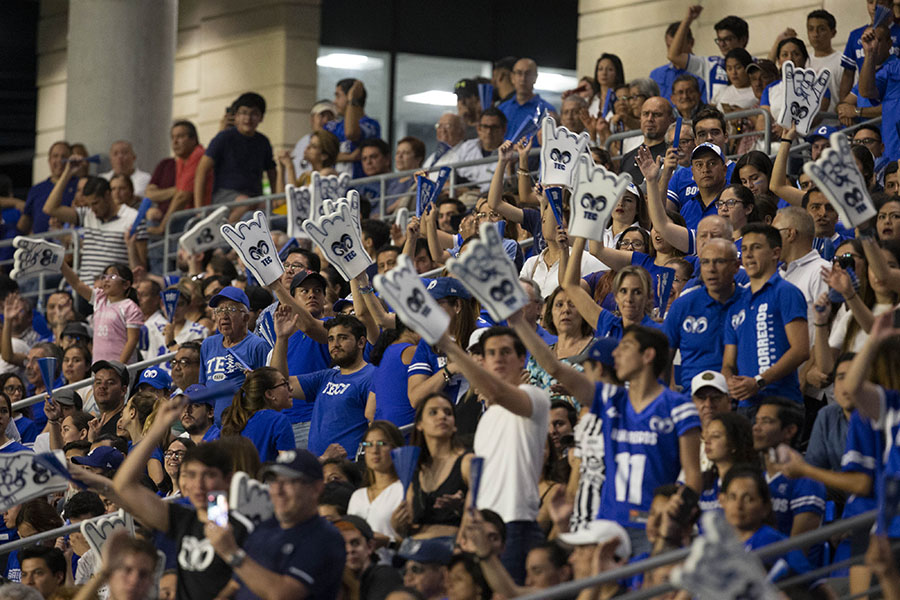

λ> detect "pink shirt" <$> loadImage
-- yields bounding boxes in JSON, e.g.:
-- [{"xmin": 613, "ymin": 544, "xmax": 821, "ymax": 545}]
[{"xmin": 91, "ymin": 288, "xmax": 144, "ymax": 363}]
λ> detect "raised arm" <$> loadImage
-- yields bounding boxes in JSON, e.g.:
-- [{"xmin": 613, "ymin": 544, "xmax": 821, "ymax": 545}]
[
  {"xmin": 769, "ymin": 127, "xmax": 804, "ymax": 206},
  {"xmin": 811, "ymin": 292, "xmax": 838, "ymax": 376},
  {"xmin": 861, "ymin": 237, "xmax": 900, "ymax": 294},
  {"xmin": 269, "ymin": 303, "xmax": 306, "ymax": 400},
  {"xmin": 562, "ymin": 237, "xmax": 603, "ymax": 329},
  {"xmin": 60, "ymin": 261, "xmax": 93, "ymax": 302},
  {"xmin": 266, "ymin": 279, "xmax": 328, "ymax": 344},
  {"xmin": 640, "ymin": 147, "xmax": 691, "ymax": 253},
  {"xmin": 349, "ymin": 274, "xmax": 380, "ymax": 342},
  {"xmin": 42, "ymin": 160, "xmax": 79, "ymax": 224},
  {"xmin": 193, "ymin": 155, "xmax": 214, "ymax": 209},
  {"xmin": 1, "ymin": 295, "xmax": 27, "ymax": 366},
  {"xmin": 344, "ymin": 80, "xmax": 366, "ymax": 142},
  {"xmin": 668, "ymin": 4, "xmax": 702, "ymax": 70},
  {"xmin": 587, "ymin": 236, "xmax": 633, "ymax": 272},
  {"xmin": 858, "ymin": 28, "xmax": 880, "ymax": 101},
  {"xmin": 845, "ymin": 311, "xmax": 898, "ymax": 421},
  {"xmin": 488, "ymin": 141, "xmax": 525, "ymax": 223}
]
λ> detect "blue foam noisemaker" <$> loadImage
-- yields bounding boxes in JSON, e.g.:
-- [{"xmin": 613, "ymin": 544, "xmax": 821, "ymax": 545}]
[
  {"xmin": 468, "ymin": 456, "xmax": 484, "ymax": 509},
  {"xmin": 391, "ymin": 446, "xmax": 421, "ymax": 497},
  {"xmin": 37, "ymin": 357, "xmax": 57, "ymax": 395}
]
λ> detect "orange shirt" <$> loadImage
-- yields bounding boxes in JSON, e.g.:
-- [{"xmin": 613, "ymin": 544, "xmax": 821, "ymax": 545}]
[{"xmin": 176, "ymin": 144, "xmax": 213, "ymax": 205}]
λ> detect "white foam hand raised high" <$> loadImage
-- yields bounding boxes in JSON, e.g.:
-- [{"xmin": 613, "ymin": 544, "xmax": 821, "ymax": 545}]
[
  {"xmin": 11, "ymin": 237, "xmax": 65, "ymax": 280},
  {"xmin": 671, "ymin": 511, "xmax": 779, "ymax": 600},
  {"xmin": 778, "ymin": 60, "xmax": 830, "ymax": 136},
  {"xmin": 285, "ymin": 182, "xmax": 313, "ymax": 239},
  {"xmin": 323, "ymin": 189, "xmax": 362, "ymax": 237},
  {"xmin": 803, "ymin": 132, "xmax": 876, "ymax": 228},
  {"xmin": 302, "ymin": 201, "xmax": 373, "ymax": 282},
  {"xmin": 316, "ymin": 171, "xmax": 351, "ymax": 205},
  {"xmin": 395, "ymin": 207, "xmax": 410, "ymax": 232},
  {"xmin": 539, "ymin": 116, "xmax": 591, "ymax": 188},
  {"xmin": 179, "ymin": 206, "xmax": 230, "ymax": 254},
  {"xmin": 229, "ymin": 471, "xmax": 273, "ymax": 527},
  {"xmin": 220, "ymin": 211, "xmax": 285, "ymax": 286},
  {"xmin": 80, "ymin": 509, "xmax": 136, "ymax": 557},
  {"xmin": 374, "ymin": 254, "xmax": 449, "ymax": 345},
  {"xmin": 569, "ymin": 154, "xmax": 632, "ymax": 242},
  {"xmin": 446, "ymin": 222, "xmax": 527, "ymax": 322}
]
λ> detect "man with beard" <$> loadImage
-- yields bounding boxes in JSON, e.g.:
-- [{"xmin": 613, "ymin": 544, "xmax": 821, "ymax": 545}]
[
  {"xmin": 619, "ymin": 96, "xmax": 674, "ymax": 185},
  {"xmin": 90, "ymin": 360, "xmax": 129, "ymax": 437},
  {"xmin": 179, "ymin": 384, "xmax": 220, "ymax": 444},
  {"xmin": 272, "ymin": 312, "xmax": 374, "ymax": 458}
]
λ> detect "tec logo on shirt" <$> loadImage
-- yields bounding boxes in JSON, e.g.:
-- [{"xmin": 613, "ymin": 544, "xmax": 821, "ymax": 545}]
[
  {"xmin": 206, "ymin": 354, "xmax": 241, "ymax": 382},
  {"xmin": 323, "ymin": 382, "xmax": 351, "ymax": 395},
  {"xmin": 682, "ymin": 316, "xmax": 708, "ymax": 334},
  {"xmin": 731, "ymin": 310, "xmax": 746, "ymax": 329}
]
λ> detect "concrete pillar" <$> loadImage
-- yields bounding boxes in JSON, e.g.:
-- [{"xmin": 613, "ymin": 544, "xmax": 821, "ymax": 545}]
[{"xmin": 65, "ymin": 0, "xmax": 176, "ymax": 173}]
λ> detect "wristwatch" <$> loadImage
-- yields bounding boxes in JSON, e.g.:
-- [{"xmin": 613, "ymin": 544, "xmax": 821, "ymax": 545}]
[
  {"xmin": 754, "ymin": 375, "xmax": 768, "ymax": 390},
  {"xmin": 227, "ymin": 549, "xmax": 247, "ymax": 568},
  {"xmin": 855, "ymin": 106, "xmax": 862, "ymax": 117}
]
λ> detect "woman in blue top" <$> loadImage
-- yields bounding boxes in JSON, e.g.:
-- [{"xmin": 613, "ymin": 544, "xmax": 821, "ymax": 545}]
[
  {"xmin": 369, "ymin": 320, "xmax": 420, "ymax": 427},
  {"xmin": 117, "ymin": 390, "xmax": 164, "ymax": 487},
  {"xmin": 220, "ymin": 367, "xmax": 296, "ymax": 463},
  {"xmin": 0, "ymin": 391, "xmax": 30, "ymax": 454},
  {"xmin": 565, "ymin": 236, "xmax": 662, "ymax": 340},
  {"xmin": 699, "ymin": 412, "xmax": 757, "ymax": 512}
]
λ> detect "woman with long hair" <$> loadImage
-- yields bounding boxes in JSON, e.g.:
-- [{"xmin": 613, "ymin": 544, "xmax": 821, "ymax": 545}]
[
  {"xmin": 699, "ymin": 412, "xmax": 758, "ymax": 511},
  {"xmin": 586, "ymin": 226, "xmax": 651, "ymax": 312},
  {"xmin": 161, "ymin": 436, "xmax": 195, "ymax": 499},
  {"xmin": 588, "ymin": 53, "xmax": 626, "ymax": 120},
  {"xmin": 715, "ymin": 184, "xmax": 761, "ymax": 252},
  {"xmin": 368, "ymin": 320, "xmax": 420, "ymax": 426},
  {"xmin": 603, "ymin": 186, "xmax": 650, "ymax": 250},
  {"xmin": 0, "ymin": 374, "xmax": 39, "ymax": 444},
  {"xmin": 525, "ymin": 287, "xmax": 594, "ymax": 408},
  {"xmin": 407, "ymin": 280, "xmax": 480, "ymax": 409},
  {"xmin": 162, "ymin": 280, "xmax": 211, "ymax": 350},
  {"xmin": 275, "ymin": 128, "xmax": 340, "ymax": 192},
  {"xmin": 61, "ymin": 344, "xmax": 96, "ymax": 414},
  {"xmin": 60, "ymin": 261, "xmax": 143, "ymax": 363},
  {"xmin": 391, "ymin": 393, "xmax": 472, "ymax": 539},
  {"xmin": 220, "ymin": 366, "xmax": 295, "ymax": 462},
  {"xmin": 117, "ymin": 390, "xmax": 164, "ymax": 486},
  {"xmin": 348, "ymin": 421, "xmax": 405, "ymax": 551}
]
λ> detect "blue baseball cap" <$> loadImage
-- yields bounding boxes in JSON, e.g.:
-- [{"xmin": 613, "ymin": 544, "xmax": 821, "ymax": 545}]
[
  {"xmin": 691, "ymin": 142, "xmax": 725, "ymax": 163},
  {"xmin": 806, "ymin": 124, "xmax": 839, "ymax": 143},
  {"xmin": 208, "ymin": 286, "xmax": 250, "ymax": 309},
  {"xmin": 138, "ymin": 367, "xmax": 172, "ymax": 390},
  {"xmin": 397, "ymin": 537, "xmax": 454, "ymax": 565},
  {"xmin": 426, "ymin": 277, "xmax": 472, "ymax": 301},
  {"xmin": 333, "ymin": 296, "xmax": 354, "ymax": 313},
  {"xmin": 576, "ymin": 336, "xmax": 618, "ymax": 367},
  {"xmin": 260, "ymin": 449, "xmax": 324, "ymax": 481},
  {"xmin": 72, "ymin": 446, "xmax": 125, "ymax": 471}
]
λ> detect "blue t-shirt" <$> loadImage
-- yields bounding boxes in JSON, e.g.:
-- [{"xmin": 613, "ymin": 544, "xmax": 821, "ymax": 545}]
[
  {"xmin": 842, "ymin": 23, "xmax": 900, "ymax": 72},
  {"xmin": 0, "ymin": 440, "xmax": 32, "ymax": 453},
  {"xmin": 324, "ymin": 116, "xmax": 382, "ymax": 179},
  {"xmin": 13, "ymin": 415, "xmax": 40, "ymax": 445},
  {"xmin": 630, "ymin": 252, "xmax": 695, "ymax": 310},
  {"xmin": 766, "ymin": 470, "xmax": 825, "ymax": 540},
  {"xmin": 23, "ymin": 177, "xmax": 77, "ymax": 234},
  {"xmin": 199, "ymin": 333, "xmax": 272, "ymax": 424},
  {"xmin": 499, "ymin": 94, "xmax": 557, "ymax": 141},
  {"xmin": 649, "ymin": 64, "xmax": 708, "ymax": 103},
  {"xmin": 372, "ymin": 342, "xmax": 416, "ymax": 427},
  {"xmin": 298, "ymin": 364, "xmax": 375, "ymax": 456},
  {"xmin": 236, "ymin": 515, "xmax": 345, "ymax": 600},
  {"xmin": 283, "ymin": 323, "xmax": 332, "ymax": 425},
  {"xmin": 699, "ymin": 476, "xmax": 721, "ymax": 512},
  {"xmin": 595, "ymin": 311, "xmax": 666, "ymax": 341},
  {"xmin": 724, "ymin": 272, "xmax": 807, "ymax": 405},
  {"xmin": 664, "ymin": 284, "xmax": 749, "ymax": 391},
  {"xmin": 591, "ymin": 383, "xmax": 701, "ymax": 529},
  {"xmin": 744, "ymin": 525, "xmax": 813, "ymax": 578},
  {"xmin": 241, "ymin": 409, "xmax": 295, "ymax": 463},
  {"xmin": 5, "ymin": 550, "xmax": 20, "ymax": 582},
  {"xmin": 204, "ymin": 127, "xmax": 276, "ymax": 196},
  {"xmin": 521, "ymin": 207, "xmax": 544, "ymax": 255},
  {"xmin": 408, "ymin": 340, "xmax": 470, "ymax": 405},
  {"xmin": 874, "ymin": 55, "xmax": 900, "ymax": 162},
  {"xmin": 667, "ymin": 163, "xmax": 735, "ymax": 209},
  {"xmin": 679, "ymin": 191, "xmax": 719, "ymax": 231},
  {"xmin": 841, "ymin": 410, "xmax": 877, "ymax": 520}
]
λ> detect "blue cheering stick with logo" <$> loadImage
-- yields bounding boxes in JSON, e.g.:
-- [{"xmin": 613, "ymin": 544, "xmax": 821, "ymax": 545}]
[
  {"xmin": 468, "ymin": 457, "xmax": 484, "ymax": 510},
  {"xmin": 38, "ymin": 357, "xmax": 58, "ymax": 396},
  {"xmin": 672, "ymin": 117, "xmax": 683, "ymax": 149},
  {"xmin": 544, "ymin": 187, "xmax": 565, "ymax": 228},
  {"xmin": 161, "ymin": 288, "xmax": 180, "ymax": 323},
  {"xmin": 509, "ymin": 105, "xmax": 544, "ymax": 145}
]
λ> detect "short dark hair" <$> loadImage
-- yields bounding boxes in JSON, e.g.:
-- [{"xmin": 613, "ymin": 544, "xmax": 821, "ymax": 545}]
[
  {"xmin": 692, "ymin": 107, "xmax": 727, "ymax": 134},
  {"xmin": 319, "ymin": 480, "xmax": 355, "ymax": 514},
  {"xmin": 480, "ymin": 106, "xmax": 508, "ymax": 129},
  {"xmin": 284, "ymin": 247, "xmax": 321, "ymax": 273},
  {"xmin": 337, "ymin": 78, "xmax": 366, "ymax": 106},
  {"xmin": 758, "ymin": 396, "xmax": 805, "ymax": 446},
  {"xmin": 359, "ymin": 137, "xmax": 390, "ymax": 157},
  {"xmin": 83, "ymin": 176, "xmax": 110, "ymax": 197},
  {"xmin": 776, "ymin": 37, "xmax": 810, "ymax": 66},
  {"xmin": 673, "ymin": 73, "xmax": 700, "ymax": 94},
  {"xmin": 375, "ymin": 245, "xmax": 402, "ymax": 260},
  {"xmin": 479, "ymin": 326, "xmax": 526, "ymax": 358},
  {"xmin": 653, "ymin": 483, "xmax": 681, "ymax": 499},
  {"xmin": 182, "ymin": 440, "xmax": 232, "ymax": 477},
  {"xmin": 21, "ymin": 546, "xmax": 67, "ymax": 578},
  {"xmin": 325, "ymin": 314, "xmax": 367, "ymax": 341},
  {"xmin": 479, "ymin": 509, "xmax": 506, "ymax": 545},
  {"xmin": 64, "ymin": 490, "xmax": 106, "ymax": 520},
  {"xmin": 550, "ymin": 400, "xmax": 577, "ymax": 427},
  {"xmin": 855, "ymin": 124, "xmax": 883, "ymax": 142},
  {"xmin": 807, "ymin": 9, "xmax": 836, "ymax": 31},
  {"xmin": 666, "ymin": 21, "xmax": 692, "ymax": 41},
  {"xmin": 530, "ymin": 541, "xmax": 570, "ymax": 569},
  {"xmin": 63, "ymin": 440, "xmax": 92, "ymax": 454},
  {"xmin": 622, "ymin": 325, "xmax": 670, "ymax": 377},
  {"xmin": 398, "ymin": 136, "xmax": 426, "ymax": 161},
  {"xmin": 725, "ymin": 47, "xmax": 753, "ymax": 68},
  {"xmin": 493, "ymin": 56, "xmax": 518, "ymax": 72},
  {"xmin": 92, "ymin": 434, "xmax": 129, "ymax": 455},
  {"xmin": 179, "ymin": 340, "xmax": 202, "ymax": 357},
  {"xmin": 361, "ymin": 219, "xmax": 392, "ymax": 250},
  {"xmin": 714, "ymin": 16, "xmax": 749, "ymax": 41},
  {"xmin": 741, "ymin": 223, "xmax": 783, "ymax": 251},
  {"xmin": 233, "ymin": 92, "xmax": 266, "ymax": 115},
  {"xmin": 721, "ymin": 464, "xmax": 770, "ymax": 503},
  {"xmin": 172, "ymin": 120, "xmax": 199, "ymax": 141}
]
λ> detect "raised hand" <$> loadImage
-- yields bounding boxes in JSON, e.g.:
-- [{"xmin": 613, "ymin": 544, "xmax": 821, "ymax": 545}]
[
  {"xmin": 636, "ymin": 145, "xmax": 662, "ymax": 182},
  {"xmin": 569, "ymin": 153, "xmax": 633, "ymax": 242},
  {"xmin": 804, "ymin": 132, "xmax": 877, "ymax": 228},
  {"xmin": 373, "ymin": 254, "xmax": 449, "ymax": 344},
  {"xmin": 273, "ymin": 303, "xmax": 301, "ymax": 338},
  {"xmin": 539, "ymin": 115, "xmax": 591, "ymax": 187},
  {"xmin": 779, "ymin": 61, "xmax": 831, "ymax": 135},
  {"xmin": 812, "ymin": 291, "xmax": 832, "ymax": 325},
  {"xmin": 221, "ymin": 211, "xmax": 285, "ymax": 286},
  {"xmin": 302, "ymin": 201, "xmax": 372, "ymax": 282}
]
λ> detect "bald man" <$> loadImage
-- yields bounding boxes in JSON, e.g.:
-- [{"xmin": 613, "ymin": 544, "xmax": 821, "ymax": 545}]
[
  {"xmin": 498, "ymin": 57, "xmax": 558, "ymax": 141},
  {"xmin": 424, "ymin": 112, "xmax": 467, "ymax": 168},
  {"xmin": 100, "ymin": 140, "xmax": 151, "ymax": 195},
  {"xmin": 621, "ymin": 96, "xmax": 675, "ymax": 185}
]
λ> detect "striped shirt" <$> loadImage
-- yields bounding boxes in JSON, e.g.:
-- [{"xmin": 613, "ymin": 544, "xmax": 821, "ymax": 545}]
[{"xmin": 76, "ymin": 205, "xmax": 147, "ymax": 282}]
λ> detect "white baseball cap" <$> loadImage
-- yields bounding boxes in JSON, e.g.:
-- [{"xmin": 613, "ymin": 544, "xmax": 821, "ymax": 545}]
[
  {"xmin": 557, "ymin": 519, "xmax": 632, "ymax": 560},
  {"xmin": 691, "ymin": 370, "xmax": 729, "ymax": 396}
]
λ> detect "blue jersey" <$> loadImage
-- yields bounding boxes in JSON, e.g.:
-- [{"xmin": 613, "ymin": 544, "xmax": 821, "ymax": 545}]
[
  {"xmin": 13, "ymin": 415, "xmax": 40, "ymax": 445},
  {"xmin": 841, "ymin": 411, "xmax": 878, "ymax": 519},
  {"xmin": 842, "ymin": 23, "xmax": 900, "ymax": 72},
  {"xmin": 767, "ymin": 471, "xmax": 825, "ymax": 536},
  {"xmin": 199, "ymin": 333, "xmax": 271, "ymax": 424},
  {"xmin": 324, "ymin": 115, "xmax": 382, "ymax": 179},
  {"xmin": 664, "ymin": 284, "xmax": 749, "ymax": 391},
  {"xmin": 679, "ymin": 192, "xmax": 718, "ymax": 231},
  {"xmin": 591, "ymin": 383, "xmax": 700, "ymax": 529},
  {"xmin": 241, "ymin": 409, "xmax": 295, "ymax": 463},
  {"xmin": 372, "ymin": 342, "xmax": 416, "ymax": 427},
  {"xmin": 298, "ymin": 364, "xmax": 375, "ymax": 456},
  {"xmin": 699, "ymin": 476, "xmax": 721, "ymax": 512},
  {"xmin": 630, "ymin": 253, "xmax": 696, "ymax": 310},
  {"xmin": 874, "ymin": 55, "xmax": 900, "ymax": 162},
  {"xmin": 724, "ymin": 272, "xmax": 807, "ymax": 405},
  {"xmin": 283, "ymin": 324, "xmax": 332, "ymax": 425},
  {"xmin": 0, "ymin": 440, "xmax": 31, "ymax": 453},
  {"xmin": 595, "ymin": 311, "xmax": 666, "ymax": 341},
  {"xmin": 408, "ymin": 340, "xmax": 470, "ymax": 405},
  {"xmin": 744, "ymin": 525, "xmax": 813, "ymax": 579},
  {"xmin": 667, "ymin": 163, "xmax": 735, "ymax": 209}
]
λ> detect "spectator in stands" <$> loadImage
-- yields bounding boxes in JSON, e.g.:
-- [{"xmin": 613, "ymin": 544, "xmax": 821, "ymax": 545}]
[
  {"xmin": 110, "ymin": 173, "xmax": 136, "ymax": 208},
  {"xmin": 424, "ymin": 112, "xmax": 467, "ymax": 169},
  {"xmin": 713, "ymin": 48, "xmax": 757, "ymax": 111},
  {"xmin": 386, "ymin": 136, "xmax": 426, "ymax": 213},
  {"xmin": 89, "ymin": 360, "xmax": 129, "ymax": 437},
  {"xmin": 290, "ymin": 99, "xmax": 338, "ymax": 174},
  {"xmin": 62, "ymin": 490, "xmax": 105, "ymax": 583},
  {"xmin": 275, "ymin": 128, "xmax": 340, "ymax": 191},
  {"xmin": 805, "ymin": 9, "xmax": 842, "ymax": 101},
  {"xmin": 586, "ymin": 53, "xmax": 625, "ymax": 120},
  {"xmin": 73, "ymin": 531, "xmax": 160, "ymax": 600},
  {"xmin": 838, "ymin": 0, "xmax": 896, "ymax": 101},
  {"xmin": 147, "ymin": 120, "xmax": 212, "ymax": 229},
  {"xmin": 194, "ymin": 92, "xmax": 277, "ymax": 217},
  {"xmin": 860, "ymin": 22, "xmax": 900, "ymax": 162},
  {"xmin": 171, "ymin": 341, "xmax": 201, "ymax": 394},
  {"xmin": 326, "ymin": 78, "xmax": 382, "ymax": 179},
  {"xmin": 690, "ymin": 371, "xmax": 734, "ymax": 456},
  {"xmin": 37, "ymin": 388, "xmax": 82, "ymax": 453},
  {"xmin": 207, "ymin": 449, "xmax": 346, "ymax": 599},
  {"xmin": 499, "ymin": 58, "xmax": 557, "ymax": 140},
  {"xmin": 669, "ymin": 6, "xmax": 749, "ymax": 102},
  {"xmin": 492, "ymin": 56, "xmax": 518, "ymax": 105},
  {"xmin": 619, "ymin": 96, "xmax": 674, "ymax": 185},
  {"xmin": 44, "ymin": 291, "xmax": 76, "ymax": 345},
  {"xmin": 100, "ymin": 140, "xmax": 150, "ymax": 195},
  {"xmin": 434, "ymin": 197, "xmax": 465, "ymax": 235},
  {"xmin": 454, "ymin": 79, "xmax": 482, "ymax": 138},
  {"xmin": 220, "ymin": 367, "xmax": 295, "ymax": 462},
  {"xmin": 57, "ymin": 410, "xmax": 91, "ymax": 449},
  {"xmin": 443, "ymin": 107, "xmax": 506, "ymax": 192},
  {"xmin": 18, "ymin": 141, "xmax": 75, "ymax": 235},
  {"xmin": 19, "ymin": 547, "xmax": 66, "ymax": 599},
  {"xmin": 355, "ymin": 138, "xmax": 392, "ymax": 205},
  {"xmin": 559, "ymin": 94, "xmax": 587, "ymax": 135},
  {"xmin": 679, "ymin": 142, "xmax": 729, "ymax": 230},
  {"xmin": 398, "ymin": 538, "xmax": 452, "ymax": 600},
  {"xmin": 179, "ymin": 384, "xmax": 220, "ymax": 444},
  {"xmin": 698, "ymin": 412, "xmax": 756, "ymax": 512},
  {"xmin": 758, "ymin": 37, "xmax": 826, "ymax": 142},
  {"xmin": 348, "ymin": 421, "xmax": 404, "ymax": 546},
  {"xmin": 163, "ymin": 282, "xmax": 211, "ymax": 353},
  {"xmin": 335, "ymin": 515, "xmax": 403, "ymax": 598},
  {"xmin": 671, "ymin": 74, "xmax": 705, "ymax": 120},
  {"xmin": 650, "ymin": 22, "xmax": 706, "ymax": 102}
]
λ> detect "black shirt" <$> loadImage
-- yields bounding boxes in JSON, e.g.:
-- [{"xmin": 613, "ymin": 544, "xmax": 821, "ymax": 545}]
[{"xmin": 621, "ymin": 141, "xmax": 667, "ymax": 186}]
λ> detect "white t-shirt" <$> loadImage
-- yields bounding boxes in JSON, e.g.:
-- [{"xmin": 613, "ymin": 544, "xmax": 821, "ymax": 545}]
[
  {"xmin": 0, "ymin": 337, "xmax": 28, "ymax": 378},
  {"xmin": 473, "ymin": 384, "xmax": 550, "ymax": 523},
  {"xmin": 713, "ymin": 85, "xmax": 757, "ymax": 111},
  {"xmin": 829, "ymin": 302, "xmax": 894, "ymax": 352},
  {"xmin": 347, "ymin": 480, "xmax": 404, "ymax": 542},
  {"xmin": 808, "ymin": 51, "xmax": 843, "ymax": 105},
  {"xmin": 521, "ymin": 249, "xmax": 608, "ymax": 298}
]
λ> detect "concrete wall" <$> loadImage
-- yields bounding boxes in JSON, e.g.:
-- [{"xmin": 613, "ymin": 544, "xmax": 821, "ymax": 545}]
[
  {"xmin": 32, "ymin": 0, "xmax": 320, "ymax": 183},
  {"xmin": 577, "ymin": 0, "xmax": 869, "ymax": 87}
]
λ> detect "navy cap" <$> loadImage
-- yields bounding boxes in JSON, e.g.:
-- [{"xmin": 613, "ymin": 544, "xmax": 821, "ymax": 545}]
[
  {"xmin": 337, "ymin": 515, "xmax": 374, "ymax": 540},
  {"xmin": 426, "ymin": 277, "xmax": 472, "ymax": 301},
  {"xmin": 72, "ymin": 446, "xmax": 125, "ymax": 471},
  {"xmin": 575, "ymin": 336, "xmax": 618, "ymax": 367},
  {"xmin": 806, "ymin": 124, "xmax": 839, "ymax": 143},
  {"xmin": 208, "ymin": 286, "xmax": 250, "ymax": 309},
  {"xmin": 397, "ymin": 537, "xmax": 454, "ymax": 564},
  {"xmin": 138, "ymin": 367, "xmax": 172, "ymax": 390},
  {"xmin": 290, "ymin": 270, "xmax": 328, "ymax": 296},
  {"xmin": 691, "ymin": 142, "xmax": 725, "ymax": 163},
  {"xmin": 91, "ymin": 360, "xmax": 129, "ymax": 388},
  {"xmin": 183, "ymin": 383, "xmax": 209, "ymax": 404},
  {"xmin": 333, "ymin": 296, "xmax": 354, "ymax": 313},
  {"xmin": 260, "ymin": 449, "xmax": 324, "ymax": 481},
  {"xmin": 454, "ymin": 78, "xmax": 478, "ymax": 98},
  {"xmin": 50, "ymin": 388, "xmax": 82, "ymax": 410}
]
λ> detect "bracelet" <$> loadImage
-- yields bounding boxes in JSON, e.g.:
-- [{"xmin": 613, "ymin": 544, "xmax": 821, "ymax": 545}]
[
  {"xmin": 814, "ymin": 322, "xmax": 829, "ymax": 327},
  {"xmin": 517, "ymin": 169, "xmax": 530, "ymax": 176},
  {"xmin": 359, "ymin": 285, "xmax": 374, "ymax": 295},
  {"xmin": 780, "ymin": 138, "xmax": 793, "ymax": 143},
  {"xmin": 442, "ymin": 366, "xmax": 452, "ymax": 383}
]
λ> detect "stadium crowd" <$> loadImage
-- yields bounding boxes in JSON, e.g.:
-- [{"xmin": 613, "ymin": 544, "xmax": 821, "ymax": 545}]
[{"xmin": 2, "ymin": 1, "xmax": 900, "ymax": 599}]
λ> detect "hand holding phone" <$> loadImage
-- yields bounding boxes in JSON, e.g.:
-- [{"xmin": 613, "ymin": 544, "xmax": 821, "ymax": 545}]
[{"xmin": 207, "ymin": 491, "xmax": 229, "ymax": 527}]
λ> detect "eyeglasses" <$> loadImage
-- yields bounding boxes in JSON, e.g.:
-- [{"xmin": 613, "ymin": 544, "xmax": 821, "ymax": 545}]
[
  {"xmin": 101, "ymin": 274, "xmax": 123, "ymax": 281},
  {"xmin": 715, "ymin": 199, "xmax": 744, "ymax": 209},
  {"xmin": 852, "ymin": 137, "xmax": 880, "ymax": 147},
  {"xmin": 164, "ymin": 450, "xmax": 187, "ymax": 459},
  {"xmin": 3, "ymin": 385, "xmax": 24, "ymax": 395},
  {"xmin": 171, "ymin": 358, "xmax": 199, "ymax": 368},
  {"xmin": 361, "ymin": 440, "xmax": 390, "ymax": 448},
  {"xmin": 283, "ymin": 262, "xmax": 308, "ymax": 272},
  {"xmin": 270, "ymin": 380, "xmax": 290, "ymax": 391},
  {"xmin": 714, "ymin": 34, "xmax": 737, "ymax": 46},
  {"xmin": 618, "ymin": 240, "xmax": 645, "ymax": 249},
  {"xmin": 213, "ymin": 306, "xmax": 246, "ymax": 315}
]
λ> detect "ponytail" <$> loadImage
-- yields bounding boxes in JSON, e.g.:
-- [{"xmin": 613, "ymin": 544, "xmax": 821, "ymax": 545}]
[{"xmin": 220, "ymin": 367, "xmax": 282, "ymax": 437}]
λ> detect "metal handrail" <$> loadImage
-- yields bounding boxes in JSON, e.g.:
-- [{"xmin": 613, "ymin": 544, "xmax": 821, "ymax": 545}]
[
  {"xmin": 12, "ymin": 351, "xmax": 176, "ymax": 411},
  {"xmin": 517, "ymin": 509, "xmax": 877, "ymax": 600}
]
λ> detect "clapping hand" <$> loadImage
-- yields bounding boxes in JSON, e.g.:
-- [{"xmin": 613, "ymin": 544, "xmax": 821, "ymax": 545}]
[{"xmin": 273, "ymin": 304, "xmax": 301, "ymax": 338}]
